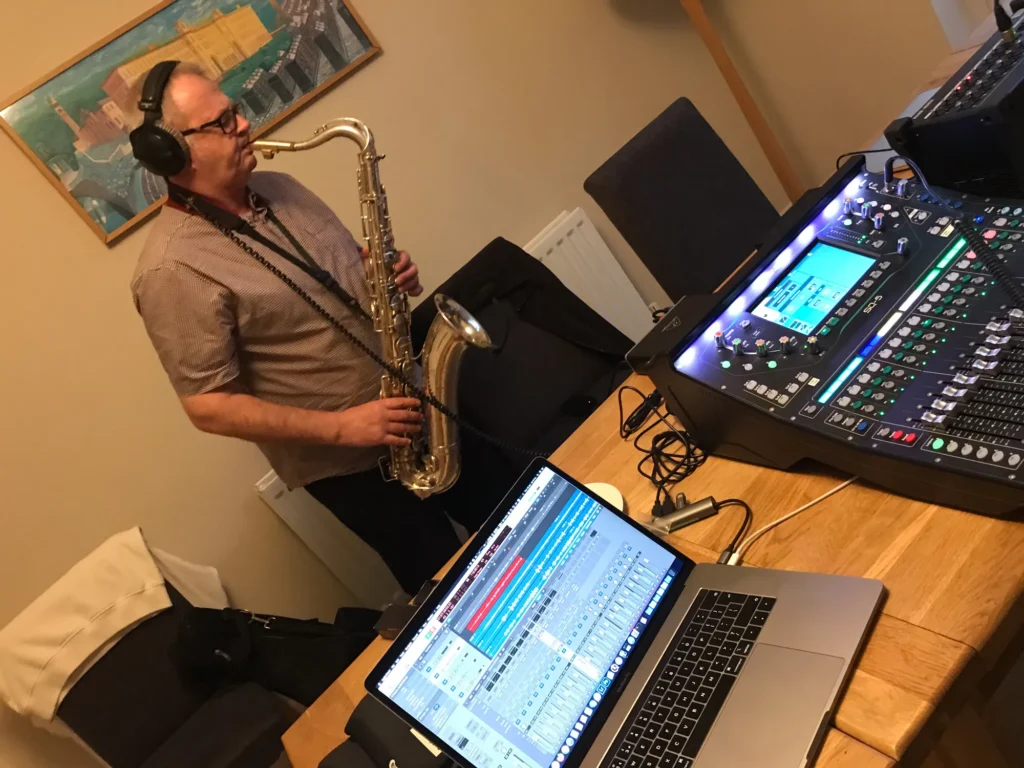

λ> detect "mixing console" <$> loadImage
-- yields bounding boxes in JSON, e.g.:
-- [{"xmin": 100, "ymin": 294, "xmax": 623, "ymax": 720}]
[{"xmin": 630, "ymin": 158, "xmax": 1024, "ymax": 518}]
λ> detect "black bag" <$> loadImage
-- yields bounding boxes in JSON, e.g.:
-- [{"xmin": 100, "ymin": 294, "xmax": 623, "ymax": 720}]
[
  {"xmin": 170, "ymin": 607, "xmax": 380, "ymax": 705},
  {"xmin": 319, "ymin": 695, "xmax": 452, "ymax": 768}
]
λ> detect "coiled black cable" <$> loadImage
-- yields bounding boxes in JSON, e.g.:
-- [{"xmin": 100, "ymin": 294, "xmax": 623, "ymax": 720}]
[
  {"xmin": 954, "ymin": 220, "xmax": 1024, "ymax": 309},
  {"xmin": 617, "ymin": 385, "xmax": 706, "ymax": 516}
]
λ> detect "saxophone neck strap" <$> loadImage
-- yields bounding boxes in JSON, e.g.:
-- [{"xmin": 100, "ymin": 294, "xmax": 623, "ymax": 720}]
[{"xmin": 166, "ymin": 182, "xmax": 371, "ymax": 321}]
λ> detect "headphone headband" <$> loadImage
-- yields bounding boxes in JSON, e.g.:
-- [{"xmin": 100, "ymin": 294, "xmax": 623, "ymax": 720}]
[
  {"xmin": 139, "ymin": 60, "xmax": 179, "ymax": 116},
  {"xmin": 130, "ymin": 60, "xmax": 190, "ymax": 177}
]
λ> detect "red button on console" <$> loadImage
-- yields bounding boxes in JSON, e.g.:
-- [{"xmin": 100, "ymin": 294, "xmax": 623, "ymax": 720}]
[
  {"xmin": 892, "ymin": 430, "xmax": 905, "ymax": 440},
  {"xmin": 903, "ymin": 432, "xmax": 917, "ymax": 444}
]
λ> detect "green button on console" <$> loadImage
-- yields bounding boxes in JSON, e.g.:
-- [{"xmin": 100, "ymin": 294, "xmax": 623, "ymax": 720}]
[
  {"xmin": 882, "ymin": 365, "xmax": 894, "ymax": 374},
  {"xmin": 721, "ymin": 361, "xmax": 731, "ymax": 369},
  {"xmin": 894, "ymin": 352, "xmax": 905, "ymax": 360},
  {"xmin": 827, "ymin": 318, "xmax": 840, "ymax": 327},
  {"xmin": 921, "ymin": 319, "xmax": 933, "ymax": 327},
  {"xmin": 912, "ymin": 330, "xmax": 923, "ymax": 339},
  {"xmin": 767, "ymin": 361, "xmax": 778, "ymax": 369},
  {"xmin": 931, "ymin": 438, "xmax": 945, "ymax": 450},
  {"xmin": 872, "ymin": 377, "xmax": 883, "ymax": 386},
  {"xmin": 819, "ymin": 327, "xmax": 831, "ymax": 337}
]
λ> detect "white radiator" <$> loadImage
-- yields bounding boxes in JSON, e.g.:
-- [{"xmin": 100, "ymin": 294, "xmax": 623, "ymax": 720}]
[
  {"xmin": 524, "ymin": 208, "xmax": 653, "ymax": 342},
  {"xmin": 255, "ymin": 471, "xmax": 401, "ymax": 608}
]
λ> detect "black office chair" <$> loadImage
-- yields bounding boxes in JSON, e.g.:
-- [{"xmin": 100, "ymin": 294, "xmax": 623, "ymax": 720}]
[
  {"xmin": 411, "ymin": 237, "xmax": 633, "ymax": 465},
  {"xmin": 584, "ymin": 97, "xmax": 780, "ymax": 302}
]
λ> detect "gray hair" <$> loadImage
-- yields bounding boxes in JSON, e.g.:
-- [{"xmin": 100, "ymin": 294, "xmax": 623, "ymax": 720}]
[{"xmin": 125, "ymin": 62, "xmax": 208, "ymax": 131}]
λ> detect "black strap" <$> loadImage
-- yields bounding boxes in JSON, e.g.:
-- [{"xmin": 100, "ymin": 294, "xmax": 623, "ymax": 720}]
[
  {"xmin": 166, "ymin": 183, "xmax": 371, "ymax": 321},
  {"xmin": 240, "ymin": 213, "xmax": 372, "ymax": 321}
]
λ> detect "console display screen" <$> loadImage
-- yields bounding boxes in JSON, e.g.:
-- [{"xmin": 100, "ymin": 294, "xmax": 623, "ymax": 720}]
[{"xmin": 751, "ymin": 242, "xmax": 874, "ymax": 335}]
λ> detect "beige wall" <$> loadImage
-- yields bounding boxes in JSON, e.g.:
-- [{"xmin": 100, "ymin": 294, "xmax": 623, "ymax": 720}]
[
  {"xmin": 931, "ymin": 0, "xmax": 994, "ymax": 47},
  {"xmin": 0, "ymin": 0, "xmax": 951, "ymax": 765}
]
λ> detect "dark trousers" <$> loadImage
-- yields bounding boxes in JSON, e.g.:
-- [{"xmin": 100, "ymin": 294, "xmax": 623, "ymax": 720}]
[{"xmin": 306, "ymin": 433, "xmax": 519, "ymax": 596}]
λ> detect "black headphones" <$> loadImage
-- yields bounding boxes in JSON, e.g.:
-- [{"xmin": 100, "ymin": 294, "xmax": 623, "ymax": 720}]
[{"xmin": 129, "ymin": 60, "xmax": 191, "ymax": 177}]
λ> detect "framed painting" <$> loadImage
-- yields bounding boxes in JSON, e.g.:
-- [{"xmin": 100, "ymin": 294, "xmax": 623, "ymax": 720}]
[{"xmin": 0, "ymin": 0, "xmax": 380, "ymax": 245}]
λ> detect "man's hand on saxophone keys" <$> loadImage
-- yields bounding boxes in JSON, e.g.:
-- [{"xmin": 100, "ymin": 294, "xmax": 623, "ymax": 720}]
[
  {"xmin": 361, "ymin": 247, "xmax": 423, "ymax": 296},
  {"xmin": 335, "ymin": 397, "xmax": 423, "ymax": 447}
]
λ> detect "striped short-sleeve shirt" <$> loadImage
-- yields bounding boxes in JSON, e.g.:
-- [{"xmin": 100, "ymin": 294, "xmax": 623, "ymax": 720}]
[{"xmin": 131, "ymin": 171, "xmax": 387, "ymax": 488}]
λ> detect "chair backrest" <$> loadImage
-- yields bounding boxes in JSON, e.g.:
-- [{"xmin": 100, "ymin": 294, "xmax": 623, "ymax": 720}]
[
  {"xmin": 57, "ymin": 585, "xmax": 213, "ymax": 768},
  {"xmin": 584, "ymin": 97, "xmax": 780, "ymax": 302},
  {"xmin": 410, "ymin": 238, "xmax": 632, "ymax": 461}
]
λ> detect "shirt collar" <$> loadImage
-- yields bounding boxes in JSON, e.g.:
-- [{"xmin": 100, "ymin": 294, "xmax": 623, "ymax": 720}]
[{"xmin": 165, "ymin": 182, "xmax": 269, "ymax": 230}]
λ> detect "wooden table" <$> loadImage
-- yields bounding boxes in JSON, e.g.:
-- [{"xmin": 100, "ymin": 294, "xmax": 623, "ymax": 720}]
[
  {"xmin": 283, "ymin": 373, "xmax": 1023, "ymax": 768},
  {"xmin": 283, "ymin": 22, "xmax": 1023, "ymax": 768}
]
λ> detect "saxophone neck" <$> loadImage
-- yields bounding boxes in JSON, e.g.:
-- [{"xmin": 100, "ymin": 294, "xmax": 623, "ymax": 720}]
[{"xmin": 251, "ymin": 118, "xmax": 374, "ymax": 158}]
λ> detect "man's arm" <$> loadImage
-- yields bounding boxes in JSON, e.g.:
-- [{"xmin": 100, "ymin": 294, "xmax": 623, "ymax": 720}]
[{"xmin": 181, "ymin": 390, "xmax": 423, "ymax": 448}]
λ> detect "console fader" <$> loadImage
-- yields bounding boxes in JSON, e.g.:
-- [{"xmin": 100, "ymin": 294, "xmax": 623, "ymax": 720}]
[{"xmin": 630, "ymin": 158, "xmax": 1024, "ymax": 518}]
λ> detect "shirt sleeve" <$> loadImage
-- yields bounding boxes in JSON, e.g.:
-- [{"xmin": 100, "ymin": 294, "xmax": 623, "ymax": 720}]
[{"xmin": 132, "ymin": 262, "xmax": 241, "ymax": 397}]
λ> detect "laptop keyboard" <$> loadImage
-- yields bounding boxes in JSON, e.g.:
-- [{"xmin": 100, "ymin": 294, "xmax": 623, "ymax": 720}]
[{"xmin": 602, "ymin": 590, "xmax": 776, "ymax": 768}]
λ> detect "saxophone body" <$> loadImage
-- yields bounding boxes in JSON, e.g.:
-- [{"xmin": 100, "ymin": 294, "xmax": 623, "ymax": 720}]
[{"xmin": 252, "ymin": 119, "xmax": 493, "ymax": 497}]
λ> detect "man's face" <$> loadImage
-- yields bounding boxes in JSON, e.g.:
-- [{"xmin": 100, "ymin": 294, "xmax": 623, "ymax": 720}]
[{"xmin": 170, "ymin": 74, "xmax": 257, "ymax": 188}]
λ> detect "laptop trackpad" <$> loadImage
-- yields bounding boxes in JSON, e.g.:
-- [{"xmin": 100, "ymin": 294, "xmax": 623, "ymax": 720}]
[{"xmin": 695, "ymin": 644, "xmax": 843, "ymax": 768}]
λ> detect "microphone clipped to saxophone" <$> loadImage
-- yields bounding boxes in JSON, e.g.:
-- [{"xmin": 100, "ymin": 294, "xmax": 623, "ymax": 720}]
[{"xmin": 252, "ymin": 119, "xmax": 494, "ymax": 498}]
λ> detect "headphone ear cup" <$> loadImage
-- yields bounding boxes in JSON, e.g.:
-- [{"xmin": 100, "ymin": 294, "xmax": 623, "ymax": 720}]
[{"xmin": 129, "ymin": 120, "xmax": 190, "ymax": 177}]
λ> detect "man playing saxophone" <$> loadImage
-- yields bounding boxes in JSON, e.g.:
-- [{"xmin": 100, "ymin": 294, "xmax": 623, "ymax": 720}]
[{"xmin": 129, "ymin": 62, "xmax": 511, "ymax": 595}]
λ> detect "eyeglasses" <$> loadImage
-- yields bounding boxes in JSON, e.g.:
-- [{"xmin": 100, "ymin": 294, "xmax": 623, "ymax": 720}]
[{"xmin": 181, "ymin": 103, "xmax": 243, "ymax": 137}]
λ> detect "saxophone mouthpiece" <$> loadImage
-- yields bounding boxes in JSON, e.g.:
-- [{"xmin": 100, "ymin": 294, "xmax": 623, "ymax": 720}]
[
  {"xmin": 250, "ymin": 138, "xmax": 294, "ymax": 159},
  {"xmin": 249, "ymin": 140, "xmax": 277, "ymax": 159}
]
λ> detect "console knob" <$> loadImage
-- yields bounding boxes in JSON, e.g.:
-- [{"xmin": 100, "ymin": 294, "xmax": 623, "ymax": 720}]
[
  {"xmin": 755, "ymin": 339, "xmax": 768, "ymax": 357},
  {"xmin": 861, "ymin": 202, "xmax": 872, "ymax": 219},
  {"xmin": 808, "ymin": 335, "xmax": 822, "ymax": 355},
  {"xmin": 732, "ymin": 338, "xmax": 744, "ymax": 355},
  {"xmin": 896, "ymin": 178, "xmax": 909, "ymax": 197},
  {"xmin": 873, "ymin": 212, "xmax": 885, "ymax": 231},
  {"xmin": 843, "ymin": 198, "xmax": 854, "ymax": 215},
  {"xmin": 714, "ymin": 331, "xmax": 726, "ymax": 350},
  {"xmin": 780, "ymin": 336, "xmax": 793, "ymax": 355},
  {"xmin": 897, "ymin": 237, "xmax": 909, "ymax": 255}
]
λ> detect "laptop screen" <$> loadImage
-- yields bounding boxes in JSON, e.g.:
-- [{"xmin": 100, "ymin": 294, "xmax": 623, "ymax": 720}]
[{"xmin": 373, "ymin": 463, "xmax": 687, "ymax": 768}]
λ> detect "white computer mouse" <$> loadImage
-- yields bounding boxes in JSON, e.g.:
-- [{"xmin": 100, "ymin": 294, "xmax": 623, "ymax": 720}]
[{"xmin": 586, "ymin": 482, "xmax": 625, "ymax": 512}]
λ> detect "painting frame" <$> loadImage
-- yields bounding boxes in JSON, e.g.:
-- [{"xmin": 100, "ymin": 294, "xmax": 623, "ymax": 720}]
[{"xmin": 0, "ymin": 0, "xmax": 381, "ymax": 246}]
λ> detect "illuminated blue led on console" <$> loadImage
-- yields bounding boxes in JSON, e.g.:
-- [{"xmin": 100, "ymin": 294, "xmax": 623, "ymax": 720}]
[
  {"xmin": 816, "ymin": 357, "xmax": 864, "ymax": 405},
  {"xmin": 674, "ymin": 176, "xmax": 864, "ymax": 374}
]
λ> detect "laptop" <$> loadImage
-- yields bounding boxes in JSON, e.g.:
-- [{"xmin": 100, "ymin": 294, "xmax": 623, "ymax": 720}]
[{"xmin": 366, "ymin": 459, "xmax": 884, "ymax": 768}]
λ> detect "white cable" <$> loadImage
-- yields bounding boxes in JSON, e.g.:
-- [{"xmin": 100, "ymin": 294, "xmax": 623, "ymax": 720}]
[{"xmin": 731, "ymin": 477, "xmax": 860, "ymax": 564}]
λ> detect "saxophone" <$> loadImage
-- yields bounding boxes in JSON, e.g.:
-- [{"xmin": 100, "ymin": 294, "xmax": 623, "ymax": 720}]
[{"xmin": 252, "ymin": 119, "xmax": 494, "ymax": 497}]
